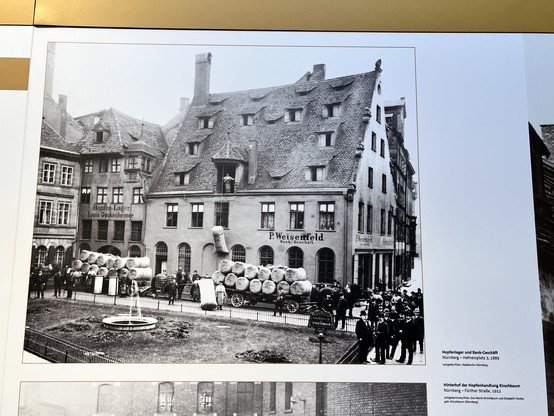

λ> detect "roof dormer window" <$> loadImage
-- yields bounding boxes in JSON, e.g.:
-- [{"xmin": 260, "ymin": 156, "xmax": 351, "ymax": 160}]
[
  {"xmin": 322, "ymin": 103, "xmax": 341, "ymax": 118},
  {"xmin": 318, "ymin": 131, "xmax": 335, "ymax": 147},
  {"xmin": 95, "ymin": 131, "xmax": 105, "ymax": 143},
  {"xmin": 189, "ymin": 142, "xmax": 200, "ymax": 155},
  {"xmin": 240, "ymin": 114, "xmax": 254, "ymax": 126},
  {"xmin": 174, "ymin": 172, "xmax": 190, "ymax": 186},
  {"xmin": 285, "ymin": 108, "xmax": 303, "ymax": 123},
  {"xmin": 198, "ymin": 116, "xmax": 214, "ymax": 129},
  {"xmin": 306, "ymin": 166, "xmax": 326, "ymax": 182}
]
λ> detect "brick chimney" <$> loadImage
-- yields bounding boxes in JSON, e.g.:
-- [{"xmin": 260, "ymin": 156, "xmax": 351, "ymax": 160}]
[
  {"xmin": 58, "ymin": 94, "xmax": 68, "ymax": 138},
  {"xmin": 310, "ymin": 64, "xmax": 326, "ymax": 81},
  {"xmin": 192, "ymin": 53, "xmax": 212, "ymax": 106}
]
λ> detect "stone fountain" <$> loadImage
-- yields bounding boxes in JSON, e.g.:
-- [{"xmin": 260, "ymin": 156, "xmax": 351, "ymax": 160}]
[{"xmin": 102, "ymin": 279, "xmax": 157, "ymax": 331}]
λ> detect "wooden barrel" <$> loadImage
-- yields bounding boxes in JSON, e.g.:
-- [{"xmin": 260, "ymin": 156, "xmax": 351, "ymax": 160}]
[
  {"xmin": 80, "ymin": 262, "xmax": 90, "ymax": 274},
  {"xmin": 277, "ymin": 281, "xmax": 290, "ymax": 294},
  {"xmin": 235, "ymin": 276, "xmax": 250, "ymax": 291},
  {"xmin": 262, "ymin": 280, "xmax": 277, "ymax": 295},
  {"xmin": 212, "ymin": 270, "xmax": 226, "ymax": 284},
  {"xmin": 128, "ymin": 267, "xmax": 153, "ymax": 279},
  {"xmin": 224, "ymin": 273, "xmax": 238, "ymax": 287},
  {"xmin": 290, "ymin": 280, "xmax": 312, "ymax": 296},
  {"xmin": 285, "ymin": 267, "xmax": 307, "ymax": 283},
  {"xmin": 89, "ymin": 264, "xmax": 99, "ymax": 273},
  {"xmin": 219, "ymin": 259, "xmax": 235, "ymax": 274},
  {"xmin": 244, "ymin": 264, "xmax": 259, "ymax": 280},
  {"xmin": 126, "ymin": 257, "xmax": 151, "ymax": 269},
  {"xmin": 249, "ymin": 279, "xmax": 262, "ymax": 293},
  {"xmin": 258, "ymin": 267, "xmax": 271, "ymax": 281},
  {"xmin": 97, "ymin": 266, "xmax": 109, "ymax": 277},
  {"xmin": 87, "ymin": 252, "xmax": 99, "ymax": 264},
  {"xmin": 270, "ymin": 268, "xmax": 286, "ymax": 282},
  {"xmin": 231, "ymin": 262, "xmax": 246, "ymax": 276},
  {"xmin": 80, "ymin": 250, "xmax": 91, "ymax": 262},
  {"xmin": 71, "ymin": 259, "xmax": 82, "ymax": 271}
]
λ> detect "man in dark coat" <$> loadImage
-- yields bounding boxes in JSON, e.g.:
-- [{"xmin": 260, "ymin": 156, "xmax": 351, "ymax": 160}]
[
  {"xmin": 176, "ymin": 269, "xmax": 185, "ymax": 300},
  {"xmin": 397, "ymin": 310, "xmax": 415, "ymax": 365},
  {"xmin": 274, "ymin": 288, "xmax": 286, "ymax": 316},
  {"xmin": 53, "ymin": 267, "xmax": 63, "ymax": 298},
  {"xmin": 413, "ymin": 309, "xmax": 425, "ymax": 354},
  {"xmin": 334, "ymin": 293, "xmax": 349, "ymax": 330},
  {"xmin": 65, "ymin": 269, "xmax": 75, "ymax": 299},
  {"xmin": 373, "ymin": 313, "xmax": 389, "ymax": 364},
  {"xmin": 167, "ymin": 277, "xmax": 177, "ymax": 305},
  {"xmin": 355, "ymin": 311, "xmax": 373, "ymax": 364}
]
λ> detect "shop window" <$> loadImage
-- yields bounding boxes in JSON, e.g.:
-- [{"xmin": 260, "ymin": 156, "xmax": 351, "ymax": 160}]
[
  {"xmin": 178, "ymin": 243, "xmax": 191, "ymax": 272},
  {"xmin": 197, "ymin": 382, "xmax": 214, "ymax": 414},
  {"xmin": 237, "ymin": 382, "xmax": 254, "ymax": 415},
  {"xmin": 35, "ymin": 246, "xmax": 47, "ymax": 265},
  {"xmin": 128, "ymin": 245, "xmax": 142, "ymax": 257},
  {"xmin": 231, "ymin": 245, "xmax": 246, "ymax": 263},
  {"xmin": 259, "ymin": 245, "xmax": 274, "ymax": 266},
  {"xmin": 54, "ymin": 246, "xmax": 65, "ymax": 266},
  {"xmin": 287, "ymin": 247, "xmax": 304, "ymax": 268},
  {"xmin": 317, "ymin": 248, "xmax": 335, "ymax": 283}
]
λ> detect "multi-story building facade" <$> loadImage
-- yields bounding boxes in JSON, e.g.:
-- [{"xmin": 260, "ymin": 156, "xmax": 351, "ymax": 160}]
[
  {"xmin": 145, "ymin": 53, "xmax": 404, "ymax": 289},
  {"xmin": 74, "ymin": 108, "xmax": 167, "ymax": 257},
  {"xmin": 31, "ymin": 121, "xmax": 81, "ymax": 268},
  {"xmin": 19, "ymin": 381, "xmax": 428, "ymax": 416},
  {"xmin": 385, "ymin": 98, "xmax": 418, "ymax": 288}
]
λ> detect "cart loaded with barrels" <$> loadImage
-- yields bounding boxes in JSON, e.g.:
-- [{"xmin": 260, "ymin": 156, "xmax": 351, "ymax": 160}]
[{"xmin": 212, "ymin": 260, "xmax": 316, "ymax": 314}]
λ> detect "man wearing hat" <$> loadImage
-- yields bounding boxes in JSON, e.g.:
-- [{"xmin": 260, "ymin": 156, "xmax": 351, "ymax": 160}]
[
  {"xmin": 397, "ymin": 309, "xmax": 415, "ymax": 365},
  {"xmin": 373, "ymin": 313, "xmax": 389, "ymax": 364},
  {"xmin": 355, "ymin": 310, "xmax": 373, "ymax": 364}
]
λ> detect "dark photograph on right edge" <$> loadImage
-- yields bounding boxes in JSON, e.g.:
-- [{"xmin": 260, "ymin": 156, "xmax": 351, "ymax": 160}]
[
  {"xmin": 526, "ymin": 36, "xmax": 554, "ymax": 416},
  {"xmin": 18, "ymin": 381, "xmax": 428, "ymax": 416}
]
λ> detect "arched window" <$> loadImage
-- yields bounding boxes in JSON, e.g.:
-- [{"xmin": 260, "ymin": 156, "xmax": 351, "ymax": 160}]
[
  {"xmin": 54, "ymin": 246, "xmax": 65, "ymax": 266},
  {"xmin": 317, "ymin": 248, "xmax": 335, "ymax": 283},
  {"xmin": 97, "ymin": 384, "xmax": 113, "ymax": 414},
  {"xmin": 128, "ymin": 245, "xmax": 142, "ymax": 257},
  {"xmin": 197, "ymin": 382, "xmax": 214, "ymax": 414},
  {"xmin": 258, "ymin": 245, "xmax": 274, "ymax": 266},
  {"xmin": 178, "ymin": 243, "xmax": 192, "ymax": 272},
  {"xmin": 158, "ymin": 382, "xmax": 174, "ymax": 413},
  {"xmin": 156, "ymin": 242, "xmax": 168, "ymax": 256},
  {"xmin": 231, "ymin": 245, "xmax": 246, "ymax": 263},
  {"xmin": 79, "ymin": 243, "xmax": 91, "ymax": 254},
  {"xmin": 287, "ymin": 247, "xmax": 303, "ymax": 268},
  {"xmin": 35, "ymin": 246, "xmax": 47, "ymax": 266}
]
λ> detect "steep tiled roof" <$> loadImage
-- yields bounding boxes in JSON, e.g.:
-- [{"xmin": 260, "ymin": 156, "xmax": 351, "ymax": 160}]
[
  {"xmin": 41, "ymin": 121, "xmax": 79, "ymax": 154},
  {"xmin": 150, "ymin": 68, "xmax": 379, "ymax": 193},
  {"xmin": 76, "ymin": 108, "xmax": 167, "ymax": 157}
]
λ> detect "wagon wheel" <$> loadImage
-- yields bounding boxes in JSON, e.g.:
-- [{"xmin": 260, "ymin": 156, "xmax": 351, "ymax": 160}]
[
  {"xmin": 230, "ymin": 293, "xmax": 245, "ymax": 308},
  {"xmin": 286, "ymin": 300, "xmax": 300, "ymax": 314}
]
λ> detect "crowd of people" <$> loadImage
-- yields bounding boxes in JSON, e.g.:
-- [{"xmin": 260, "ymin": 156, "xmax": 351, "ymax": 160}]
[
  {"xmin": 355, "ymin": 287, "xmax": 424, "ymax": 365},
  {"xmin": 28, "ymin": 264, "xmax": 77, "ymax": 300}
]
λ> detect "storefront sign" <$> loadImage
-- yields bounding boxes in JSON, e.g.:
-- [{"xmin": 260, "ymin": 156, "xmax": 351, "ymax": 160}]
[
  {"xmin": 268, "ymin": 231, "xmax": 324, "ymax": 244},
  {"xmin": 355, "ymin": 234, "xmax": 372, "ymax": 245},
  {"xmin": 308, "ymin": 310, "xmax": 334, "ymax": 329},
  {"xmin": 89, "ymin": 204, "xmax": 134, "ymax": 219}
]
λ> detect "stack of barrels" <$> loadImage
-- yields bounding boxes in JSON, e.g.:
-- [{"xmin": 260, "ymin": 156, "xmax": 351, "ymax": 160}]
[
  {"xmin": 71, "ymin": 250, "xmax": 153, "ymax": 287},
  {"xmin": 212, "ymin": 260, "xmax": 312, "ymax": 296}
]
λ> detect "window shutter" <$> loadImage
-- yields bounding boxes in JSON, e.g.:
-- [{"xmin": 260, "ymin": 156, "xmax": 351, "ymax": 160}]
[
  {"xmin": 174, "ymin": 174, "xmax": 180, "ymax": 185},
  {"xmin": 305, "ymin": 168, "xmax": 311, "ymax": 181},
  {"xmin": 322, "ymin": 106, "xmax": 329, "ymax": 118},
  {"xmin": 284, "ymin": 111, "xmax": 290, "ymax": 123},
  {"xmin": 239, "ymin": 115, "xmax": 244, "ymax": 126},
  {"xmin": 208, "ymin": 118, "xmax": 214, "ymax": 128}
]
